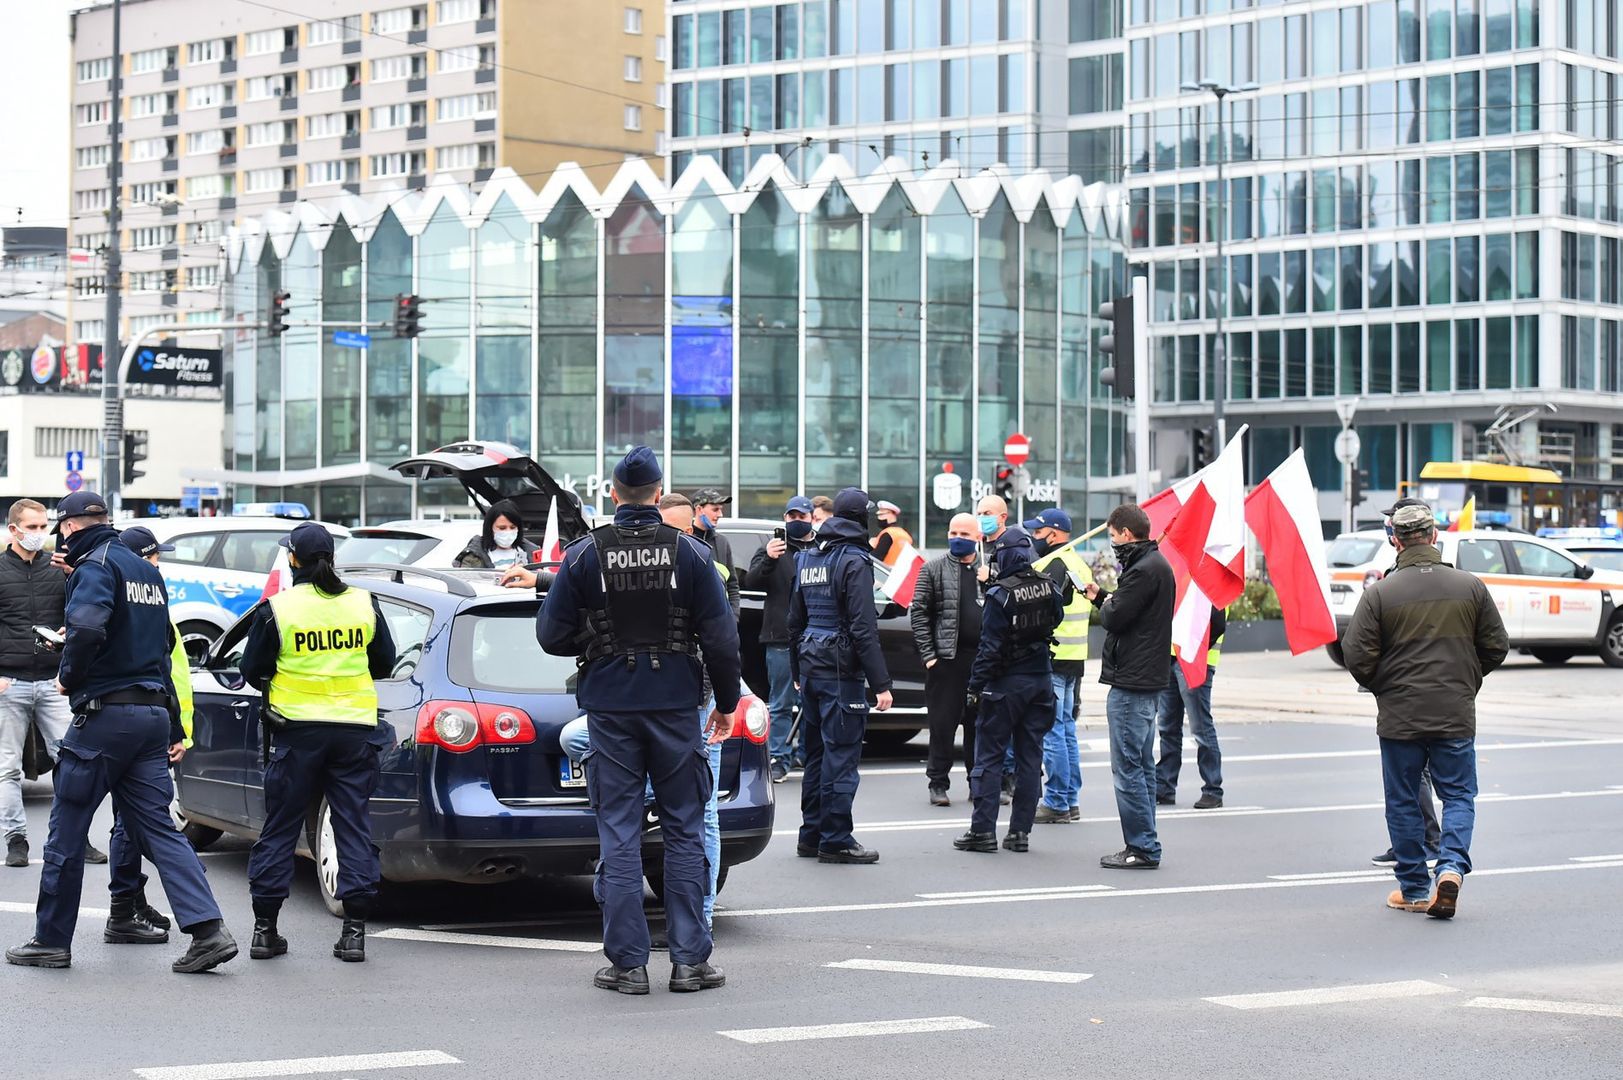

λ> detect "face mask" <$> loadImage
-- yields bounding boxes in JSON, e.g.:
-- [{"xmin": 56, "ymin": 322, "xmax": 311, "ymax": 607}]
[
  {"xmin": 947, "ymin": 537, "xmax": 978, "ymax": 559},
  {"xmin": 1031, "ymin": 535, "xmax": 1054, "ymax": 557},
  {"xmin": 978, "ymin": 515, "xmax": 999, "ymax": 537},
  {"xmin": 13, "ymin": 530, "xmax": 46, "ymax": 553},
  {"xmin": 492, "ymin": 528, "xmax": 518, "ymax": 549},
  {"xmin": 1112, "ymin": 541, "xmax": 1139, "ymax": 564},
  {"xmin": 810, "ymin": 519, "xmax": 823, "ymax": 535},
  {"xmin": 697, "ymin": 513, "xmax": 713, "ymax": 531},
  {"xmin": 785, "ymin": 519, "xmax": 814, "ymax": 541}
]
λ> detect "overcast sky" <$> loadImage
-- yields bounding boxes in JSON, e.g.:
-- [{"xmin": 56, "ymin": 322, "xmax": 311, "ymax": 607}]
[{"xmin": 1, "ymin": 1, "xmax": 77, "ymax": 233}]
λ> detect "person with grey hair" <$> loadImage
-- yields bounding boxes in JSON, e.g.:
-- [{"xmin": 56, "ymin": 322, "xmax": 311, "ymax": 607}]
[
  {"xmin": 910, "ymin": 512, "xmax": 986, "ymax": 806},
  {"xmin": 1342, "ymin": 500, "xmax": 1508, "ymax": 920}
]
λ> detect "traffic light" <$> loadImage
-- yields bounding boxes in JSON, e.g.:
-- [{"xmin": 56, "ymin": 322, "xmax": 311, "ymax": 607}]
[
  {"xmin": 267, "ymin": 289, "xmax": 290, "ymax": 336},
  {"xmin": 1351, "ymin": 467, "xmax": 1367, "ymax": 508},
  {"xmin": 394, "ymin": 293, "xmax": 423, "ymax": 338},
  {"xmin": 1191, "ymin": 427, "xmax": 1212, "ymax": 470},
  {"xmin": 123, "ymin": 430, "xmax": 148, "ymax": 486},
  {"xmin": 994, "ymin": 466, "xmax": 1015, "ymax": 501},
  {"xmin": 1097, "ymin": 293, "xmax": 1136, "ymax": 399}
]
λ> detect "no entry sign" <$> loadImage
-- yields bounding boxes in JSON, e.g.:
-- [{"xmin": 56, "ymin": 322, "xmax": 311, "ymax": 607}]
[{"xmin": 1004, "ymin": 433, "xmax": 1030, "ymax": 467}]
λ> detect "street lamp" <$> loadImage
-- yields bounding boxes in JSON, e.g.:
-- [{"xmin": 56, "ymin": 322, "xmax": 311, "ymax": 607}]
[{"xmin": 1180, "ymin": 79, "xmax": 1258, "ymax": 449}]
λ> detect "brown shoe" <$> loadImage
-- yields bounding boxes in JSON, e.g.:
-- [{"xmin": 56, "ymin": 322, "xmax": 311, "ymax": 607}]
[
  {"xmin": 1386, "ymin": 889, "xmax": 1429, "ymax": 913},
  {"xmin": 1427, "ymin": 870, "xmax": 1462, "ymax": 919}
]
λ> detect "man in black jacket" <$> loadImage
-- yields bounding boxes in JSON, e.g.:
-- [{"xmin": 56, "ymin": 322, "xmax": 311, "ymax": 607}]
[
  {"xmin": 691, "ymin": 488, "xmax": 740, "ymax": 615},
  {"xmin": 909, "ymin": 512, "xmax": 984, "ymax": 806},
  {"xmin": 745, "ymin": 495, "xmax": 816, "ymax": 781},
  {"xmin": 0, "ymin": 499, "xmax": 103, "ymax": 869},
  {"xmin": 1084, "ymin": 503, "xmax": 1174, "ymax": 870}
]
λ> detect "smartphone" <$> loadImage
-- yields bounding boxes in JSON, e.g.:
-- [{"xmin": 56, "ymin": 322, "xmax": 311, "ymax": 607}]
[
  {"xmin": 33, "ymin": 625, "xmax": 65, "ymax": 648},
  {"xmin": 1067, "ymin": 570, "xmax": 1090, "ymax": 593},
  {"xmin": 773, "ymin": 527, "xmax": 786, "ymax": 541}
]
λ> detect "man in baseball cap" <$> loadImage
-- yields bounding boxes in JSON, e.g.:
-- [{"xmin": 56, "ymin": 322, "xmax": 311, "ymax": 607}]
[
  {"xmin": 118, "ymin": 527, "xmax": 176, "ymax": 561},
  {"xmin": 688, "ymin": 489, "xmax": 738, "ymax": 615},
  {"xmin": 51, "ymin": 491, "xmax": 110, "ymax": 533}
]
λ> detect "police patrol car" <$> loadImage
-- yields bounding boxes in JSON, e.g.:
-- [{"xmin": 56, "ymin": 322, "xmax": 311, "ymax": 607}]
[
  {"xmin": 121, "ymin": 513, "xmax": 350, "ymax": 663},
  {"xmin": 1325, "ymin": 528, "xmax": 1623, "ymax": 667}
]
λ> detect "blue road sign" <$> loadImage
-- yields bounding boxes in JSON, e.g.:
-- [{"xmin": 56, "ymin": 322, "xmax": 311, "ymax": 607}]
[
  {"xmin": 66, "ymin": 450, "xmax": 85, "ymax": 472},
  {"xmin": 333, "ymin": 330, "xmax": 371, "ymax": 348},
  {"xmin": 65, "ymin": 470, "xmax": 84, "ymax": 493}
]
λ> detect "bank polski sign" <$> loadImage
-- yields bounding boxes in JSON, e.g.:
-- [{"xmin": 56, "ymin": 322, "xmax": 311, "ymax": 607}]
[{"xmin": 970, "ymin": 474, "xmax": 1060, "ymax": 503}]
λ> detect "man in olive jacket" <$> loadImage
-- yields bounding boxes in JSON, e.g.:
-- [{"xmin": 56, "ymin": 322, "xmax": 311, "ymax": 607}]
[{"xmin": 1342, "ymin": 502, "xmax": 1508, "ymax": 920}]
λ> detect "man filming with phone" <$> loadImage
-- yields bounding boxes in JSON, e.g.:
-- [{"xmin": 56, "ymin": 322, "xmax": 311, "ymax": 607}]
[{"xmin": 745, "ymin": 496, "xmax": 817, "ymax": 782}]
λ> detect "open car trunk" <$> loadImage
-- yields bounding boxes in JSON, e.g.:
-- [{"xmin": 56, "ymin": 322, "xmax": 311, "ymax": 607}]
[{"xmin": 391, "ymin": 441, "xmax": 590, "ymax": 543}]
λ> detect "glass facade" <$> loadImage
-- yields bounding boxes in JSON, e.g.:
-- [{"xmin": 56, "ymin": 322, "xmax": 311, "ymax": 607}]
[{"xmin": 221, "ymin": 159, "xmax": 1130, "ymax": 527}]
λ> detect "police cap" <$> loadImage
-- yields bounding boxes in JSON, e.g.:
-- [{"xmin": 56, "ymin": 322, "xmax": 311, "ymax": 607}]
[
  {"xmin": 1022, "ymin": 507, "xmax": 1073, "ymax": 533},
  {"xmin": 119, "ymin": 526, "xmax": 175, "ymax": 559},
  {"xmin": 279, "ymin": 521, "xmax": 335, "ymax": 561},
  {"xmin": 613, "ymin": 445, "xmax": 663, "ymax": 488},
  {"xmin": 833, "ymin": 487, "xmax": 872, "ymax": 522},
  {"xmin": 53, "ymin": 490, "xmax": 109, "ymax": 532}
]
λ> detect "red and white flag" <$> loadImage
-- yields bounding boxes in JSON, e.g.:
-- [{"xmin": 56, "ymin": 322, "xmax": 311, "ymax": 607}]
[
  {"xmin": 1244, "ymin": 447, "xmax": 1337, "ymax": 654},
  {"xmin": 538, "ymin": 496, "xmax": 564, "ymax": 563},
  {"xmin": 259, "ymin": 547, "xmax": 290, "ymax": 601},
  {"xmin": 881, "ymin": 543, "xmax": 926, "ymax": 607}
]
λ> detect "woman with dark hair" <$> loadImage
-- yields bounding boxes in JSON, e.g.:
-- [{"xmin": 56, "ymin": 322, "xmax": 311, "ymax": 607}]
[{"xmin": 456, "ymin": 499, "xmax": 540, "ymax": 570}]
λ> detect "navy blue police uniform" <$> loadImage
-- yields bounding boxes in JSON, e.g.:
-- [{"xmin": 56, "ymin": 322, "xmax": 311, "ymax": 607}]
[
  {"xmin": 956, "ymin": 529, "xmax": 1066, "ymax": 853},
  {"xmin": 787, "ymin": 488, "xmax": 892, "ymax": 864},
  {"xmin": 239, "ymin": 522, "xmax": 397, "ymax": 963},
  {"xmin": 536, "ymin": 446, "xmax": 741, "ymax": 995},
  {"xmin": 5, "ymin": 491, "xmax": 235, "ymax": 973}
]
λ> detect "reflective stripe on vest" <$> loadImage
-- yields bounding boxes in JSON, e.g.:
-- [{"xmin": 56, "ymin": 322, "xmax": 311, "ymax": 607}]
[
  {"xmin": 1033, "ymin": 543, "xmax": 1092, "ymax": 662},
  {"xmin": 267, "ymin": 583, "xmax": 378, "ymax": 726},
  {"xmin": 1171, "ymin": 634, "xmax": 1224, "ymax": 668}
]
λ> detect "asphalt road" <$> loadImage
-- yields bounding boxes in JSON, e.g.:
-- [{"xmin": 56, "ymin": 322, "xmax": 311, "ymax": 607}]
[{"xmin": 2, "ymin": 650, "xmax": 1620, "ymax": 1080}]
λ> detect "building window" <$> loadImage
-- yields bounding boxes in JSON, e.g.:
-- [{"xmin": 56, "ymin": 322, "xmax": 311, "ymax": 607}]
[
  {"xmin": 655, "ymin": 35, "xmax": 668, "ymax": 62},
  {"xmin": 244, "ymin": 168, "xmax": 284, "ymax": 193},
  {"xmin": 625, "ymin": 55, "xmax": 643, "ymax": 82},
  {"xmin": 246, "ymin": 121, "xmax": 291, "ymax": 147},
  {"xmin": 129, "ymin": 181, "xmax": 177, "ymax": 204},
  {"xmin": 372, "ymin": 54, "xmax": 426, "ymax": 82},
  {"xmin": 185, "ymin": 174, "xmax": 235, "ymax": 199},
  {"xmin": 75, "ymin": 320, "xmax": 105, "ymax": 343},
  {"xmin": 245, "ymin": 28, "xmax": 292, "ymax": 56},
  {"xmin": 306, "ymin": 112, "xmax": 347, "ymax": 139},
  {"xmin": 624, "ymin": 104, "xmax": 643, "ymax": 130},
  {"xmin": 374, "ymin": 6, "xmax": 425, "ymax": 35},
  {"xmin": 308, "ymin": 15, "xmax": 361, "ymax": 45},
  {"xmin": 371, "ymin": 103, "xmax": 424, "ymax": 130},
  {"xmin": 75, "ymin": 145, "xmax": 111, "ymax": 169},
  {"xmin": 74, "ymin": 188, "xmax": 109, "ymax": 212},
  {"xmin": 306, "ymin": 159, "xmax": 360, "ymax": 186},
  {"xmin": 128, "ymin": 137, "xmax": 168, "ymax": 163},
  {"xmin": 130, "ymin": 225, "xmax": 177, "ymax": 250},
  {"xmin": 129, "ymin": 93, "xmax": 167, "ymax": 119},
  {"xmin": 76, "ymin": 101, "xmax": 109, "ymax": 126},
  {"xmin": 186, "ymin": 83, "xmax": 232, "ymax": 109},
  {"xmin": 625, "ymin": 7, "xmax": 643, "ymax": 34},
  {"xmin": 435, "ymin": 143, "xmax": 478, "ymax": 170},
  {"xmin": 77, "ymin": 57, "xmax": 113, "ymax": 82},
  {"xmin": 438, "ymin": 0, "xmax": 478, "ymax": 23},
  {"xmin": 190, "ymin": 219, "xmax": 225, "ymax": 244},
  {"xmin": 435, "ymin": 92, "xmax": 496, "ymax": 121},
  {"xmin": 130, "ymin": 47, "xmax": 173, "ymax": 74},
  {"xmin": 439, "ymin": 45, "xmax": 479, "ymax": 73},
  {"xmin": 370, "ymin": 152, "xmax": 425, "ymax": 178},
  {"xmin": 308, "ymin": 64, "xmax": 352, "ymax": 92},
  {"xmin": 246, "ymin": 75, "xmax": 296, "ymax": 101},
  {"xmin": 185, "ymin": 129, "xmax": 228, "ymax": 155},
  {"xmin": 186, "ymin": 39, "xmax": 229, "ymax": 65}
]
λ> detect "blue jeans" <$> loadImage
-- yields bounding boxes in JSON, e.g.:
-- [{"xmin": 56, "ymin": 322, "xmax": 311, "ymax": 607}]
[
  {"xmin": 1106, "ymin": 687, "xmax": 1161, "ymax": 859},
  {"xmin": 1041, "ymin": 674, "xmax": 1081, "ymax": 811},
  {"xmin": 699, "ymin": 701, "xmax": 721, "ymax": 928},
  {"xmin": 0, "ymin": 678, "xmax": 73, "ymax": 840},
  {"xmin": 1380, "ymin": 736, "xmax": 1476, "ymax": 900},
  {"xmin": 1156, "ymin": 661, "xmax": 1224, "ymax": 800},
  {"xmin": 764, "ymin": 645, "xmax": 799, "ymax": 765}
]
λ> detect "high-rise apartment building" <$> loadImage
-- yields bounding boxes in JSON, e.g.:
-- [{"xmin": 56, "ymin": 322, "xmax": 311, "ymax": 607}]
[{"xmin": 68, "ymin": 0, "xmax": 666, "ymax": 350}]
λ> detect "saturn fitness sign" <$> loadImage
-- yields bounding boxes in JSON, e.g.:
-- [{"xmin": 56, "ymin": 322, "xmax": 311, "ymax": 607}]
[{"xmin": 129, "ymin": 346, "xmax": 222, "ymax": 388}]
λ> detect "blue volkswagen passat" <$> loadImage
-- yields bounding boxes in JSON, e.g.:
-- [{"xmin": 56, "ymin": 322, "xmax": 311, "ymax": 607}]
[{"xmin": 175, "ymin": 565, "xmax": 775, "ymax": 915}]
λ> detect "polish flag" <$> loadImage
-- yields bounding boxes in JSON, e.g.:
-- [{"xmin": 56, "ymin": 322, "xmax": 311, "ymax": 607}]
[
  {"xmin": 881, "ymin": 543, "xmax": 926, "ymax": 607},
  {"xmin": 537, "ymin": 496, "xmax": 564, "ymax": 563},
  {"xmin": 1244, "ymin": 448, "xmax": 1337, "ymax": 654},
  {"xmin": 1446, "ymin": 495, "xmax": 1476, "ymax": 532},
  {"xmin": 259, "ymin": 547, "xmax": 291, "ymax": 601}
]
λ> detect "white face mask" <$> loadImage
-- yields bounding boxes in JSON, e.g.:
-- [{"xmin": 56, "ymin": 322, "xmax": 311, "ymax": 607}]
[
  {"xmin": 492, "ymin": 528, "xmax": 519, "ymax": 549},
  {"xmin": 13, "ymin": 529, "xmax": 46, "ymax": 553}
]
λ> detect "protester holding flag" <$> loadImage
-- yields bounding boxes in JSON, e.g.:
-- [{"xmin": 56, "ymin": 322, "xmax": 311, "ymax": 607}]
[
  {"xmin": 910, "ymin": 513, "xmax": 986, "ymax": 807},
  {"xmin": 456, "ymin": 499, "xmax": 541, "ymax": 571}
]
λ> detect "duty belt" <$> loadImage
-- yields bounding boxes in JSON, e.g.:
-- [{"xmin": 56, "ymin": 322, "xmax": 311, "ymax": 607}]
[{"xmin": 88, "ymin": 688, "xmax": 171, "ymax": 710}]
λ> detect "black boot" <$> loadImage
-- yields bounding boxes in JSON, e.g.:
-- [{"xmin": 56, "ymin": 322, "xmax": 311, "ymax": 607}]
[
  {"xmin": 173, "ymin": 920, "xmax": 238, "ymax": 974},
  {"xmin": 333, "ymin": 920, "xmax": 366, "ymax": 963},
  {"xmin": 250, "ymin": 918, "xmax": 288, "ymax": 960},
  {"xmin": 132, "ymin": 890, "xmax": 171, "ymax": 930},
  {"xmin": 105, "ymin": 894, "xmax": 169, "ymax": 944},
  {"xmin": 594, "ymin": 964, "xmax": 650, "ymax": 994},
  {"xmin": 953, "ymin": 831, "xmax": 998, "ymax": 853},
  {"xmin": 669, "ymin": 961, "xmax": 726, "ymax": 992},
  {"xmin": 5, "ymin": 939, "xmax": 70, "ymax": 968},
  {"xmin": 1002, "ymin": 832, "xmax": 1030, "ymax": 853}
]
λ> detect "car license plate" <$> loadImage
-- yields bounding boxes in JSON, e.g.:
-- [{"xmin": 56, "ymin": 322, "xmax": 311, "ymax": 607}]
[{"xmin": 558, "ymin": 757, "xmax": 587, "ymax": 789}]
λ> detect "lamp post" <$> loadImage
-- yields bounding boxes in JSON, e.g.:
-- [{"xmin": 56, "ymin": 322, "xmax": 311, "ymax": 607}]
[{"xmin": 1181, "ymin": 79, "xmax": 1257, "ymax": 449}]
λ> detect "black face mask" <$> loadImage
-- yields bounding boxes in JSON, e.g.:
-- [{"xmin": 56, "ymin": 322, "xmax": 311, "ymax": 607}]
[
  {"xmin": 1032, "ymin": 535, "xmax": 1055, "ymax": 557},
  {"xmin": 1112, "ymin": 540, "xmax": 1146, "ymax": 564}
]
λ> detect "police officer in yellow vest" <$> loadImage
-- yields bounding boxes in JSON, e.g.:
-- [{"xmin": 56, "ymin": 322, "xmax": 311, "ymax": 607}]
[
  {"xmin": 1026, "ymin": 510, "xmax": 1094, "ymax": 825},
  {"xmin": 239, "ymin": 523, "xmax": 397, "ymax": 963},
  {"xmin": 1156, "ymin": 609, "xmax": 1225, "ymax": 809}
]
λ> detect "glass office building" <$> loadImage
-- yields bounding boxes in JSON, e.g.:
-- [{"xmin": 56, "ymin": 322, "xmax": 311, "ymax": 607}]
[{"xmin": 218, "ymin": 158, "xmax": 1132, "ymax": 530}]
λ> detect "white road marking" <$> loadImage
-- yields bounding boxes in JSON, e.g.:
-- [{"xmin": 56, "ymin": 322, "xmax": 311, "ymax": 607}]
[
  {"xmin": 717, "ymin": 1016, "xmax": 990, "ymax": 1044},
  {"xmin": 914, "ymin": 884, "xmax": 1114, "ymax": 899},
  {"xmin": 1463, "ymin": 997, "xmax": 1623, "ymax": 1020},
  {"xmin": 1570, "ymin": 854, "xmax": 1623, "ymax": 862},
  {"xmin": 370, "ymin": 928, "xmax": 600, "ymax": 953},
  {"xmin": 1204, "ymin": 980, "xmax": 1456, "ymax": 1010},
  {"xmin": 827, "ymin": 958, "xmax": 1091, "ymax": 984},
  {"xmin": 0, "ymin": 900, "xmax": 110, "ymax": 918},
  {"xmin": 1268, "ymin": 869, "xmax": 1392, "ymax": 881},
  {"xmin": 718, "ymin": 859, "xmax": 1623, "ymax": 919},
  {"xmin": 132, "ymin": 1050, "xmax": 461, "ymax": 1080}
]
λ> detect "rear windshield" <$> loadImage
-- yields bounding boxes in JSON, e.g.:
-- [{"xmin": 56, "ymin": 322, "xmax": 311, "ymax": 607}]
[
  {"xmin": 449, "ymin": 606, "xmax": 578, "ymax": 695},
  {"xmin": 338, "ymin": 533, "xmax": 441, "ymax": 566},
  {"xmin": 1328, "ymin": 537, "xmax": 1383, "ymax": 567}
]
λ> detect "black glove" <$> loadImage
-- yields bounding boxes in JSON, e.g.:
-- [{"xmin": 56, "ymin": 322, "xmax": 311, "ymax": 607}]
[{"xmin": 965, "ymin": 690, "xmax": 980, "ymax": 711}]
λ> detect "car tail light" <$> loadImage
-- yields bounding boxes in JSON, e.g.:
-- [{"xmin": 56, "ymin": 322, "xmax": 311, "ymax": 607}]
[
  {"xmin": 415, "ymin": 700, "xmax": 536, "ymax": 752},
  {"xmin": 1363, "ymin": 569, "xmax": 1385, "ymax": 587},
  {"xmin": 728, "ymin": 695, "xmax": 769, "ymax": 744}
]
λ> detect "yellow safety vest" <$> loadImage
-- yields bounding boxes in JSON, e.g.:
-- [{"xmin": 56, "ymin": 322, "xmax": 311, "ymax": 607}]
[
  {"xmin": 170, "ymin": 622, "xmax": 193, "ymax": 746},
  {"xmin": 267, "ymin": 583, "xmax": 379, "ymax": 726},
  {"xmin": 1032, "ymin": 543, "xmax": 1092, "ymax": 662},
  {"xmin": 1171, "ymin": 628, "xmax": 1225, "ymax": 667}
]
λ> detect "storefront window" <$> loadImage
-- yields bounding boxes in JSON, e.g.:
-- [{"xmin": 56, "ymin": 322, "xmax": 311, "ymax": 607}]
[
  {"xmin": 321, "ymin": 224, "xmax": 362, "ymax": 466},
  {"xmin": 671, "ymin": 189, "xmax": 734, "ymax": 490},
  {"xmin": 1022, "ymin": 210, "xmax": 1058, "ymax": 515},
  {"xmin": 925, "ymin": 188, "xmax": 974, "ymax": 541},
  {"xmin": 804, "ymin": 182, "xmax": 863, "ymax": 495},
  {"xmin": 417, "ymin": 206, "xmax": 472, "ymax": 467},
  {"xmin": 475, "ymin": 196, "xmax": 533, "ymax": 451},
  {"xmin": 367, "ymin": 212, "xmax": 413, "ymax": 461},
  {"xmin": 537, "ymin": 193, "xmax": 598, "ymax": 484},
  {"xmin": 869, "ymin": 187, "xmax": 923, "ymax": 525},
  {"xmin": 738, "ymin": 186, "xmax": 799, "ymax": 517},
  {"xmin": 604, "ymin": 188, "xmax": 666, "ymax": 473},
  {"xmin": 977, "ymin": 196, "xmax": 1019, "ymax": 466}
]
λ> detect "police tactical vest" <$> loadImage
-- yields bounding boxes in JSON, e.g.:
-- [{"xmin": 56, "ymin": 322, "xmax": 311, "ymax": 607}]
[
  {"xmin": 994, "ymin": 567, "xmax": 1060, "ymax": 666},
  {"xmin": 267, "ymin": 583, "xmax": 378, "ymax": 726},
  {"xmin": 796, "ymin": 543, "xmax": 847, "ymax": 636},
  {"xmin": 579, "ymin": 522, "xmax": 698, "ymax": 669},
  {"xmin": 1033, "ymin": 543, "xmax": 1092, "ymax": 662}
]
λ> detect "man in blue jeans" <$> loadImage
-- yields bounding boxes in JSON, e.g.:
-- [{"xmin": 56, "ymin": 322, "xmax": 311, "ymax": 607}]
[
  {"xmin": 1156, "ymin": 607, "xmax": 1226, "ymax": 810},
  {"xmin": 1342, "ymin": 501, "xmax": 1507, "ymax": 918},
  {"xmin": 1083, "ymin": 504, "xmax": 1174, "ymax": 870},
  {"xmin": 746, "ymin": 496, "xmax": 815, "ymax": 781}
]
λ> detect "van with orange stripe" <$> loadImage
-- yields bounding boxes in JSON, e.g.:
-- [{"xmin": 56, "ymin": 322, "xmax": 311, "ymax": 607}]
[{"xmin": 1325, "ymin": 529, "xmax": 1623, "ymax": 668}]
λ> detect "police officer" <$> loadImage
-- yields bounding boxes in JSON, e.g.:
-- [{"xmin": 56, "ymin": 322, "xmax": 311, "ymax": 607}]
[
  {"xmin": 103, "ymin": 526, "xmax": 194, "ymax": 945},
  {"xmin": 5, "ymin": 491, "xmax": 236, "ymax": 973},
  {"xmin": 537, "ymin": 446, "xmax": 740, "ymax": 996},
  {"xmin": 788, "ymin": 487, "xmax": 893, "ymax": 865},
  {"xmin": 954, "ymin": 528, "xmax": 1065, "ymax": 854},
  {"xmin": 239, "ymin": 522, "xmax": 396, "ymax": 963}
]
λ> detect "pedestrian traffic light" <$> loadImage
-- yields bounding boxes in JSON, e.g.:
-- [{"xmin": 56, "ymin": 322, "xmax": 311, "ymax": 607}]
[
  {"xmin": 394, "ymin": 293, "xmax": 423, "ymax": 338},
  {"xmin": 994, "ymin": 466, "xmax": 1015, "ymax": 501},
  {"xmin": 1097, "ymin": 293, "xmax": 1136, "ymax": 399},
  {"xmin": 1192, "ymin": 427, "xmax": 1212, "ymax": 470},
  {"xmin": 267, "ymin": 289, "xmax": 290, "ymax": 337},
  {"xmin": 123, "ymin": 430, "xmax": 148, "ymax": 486}
]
